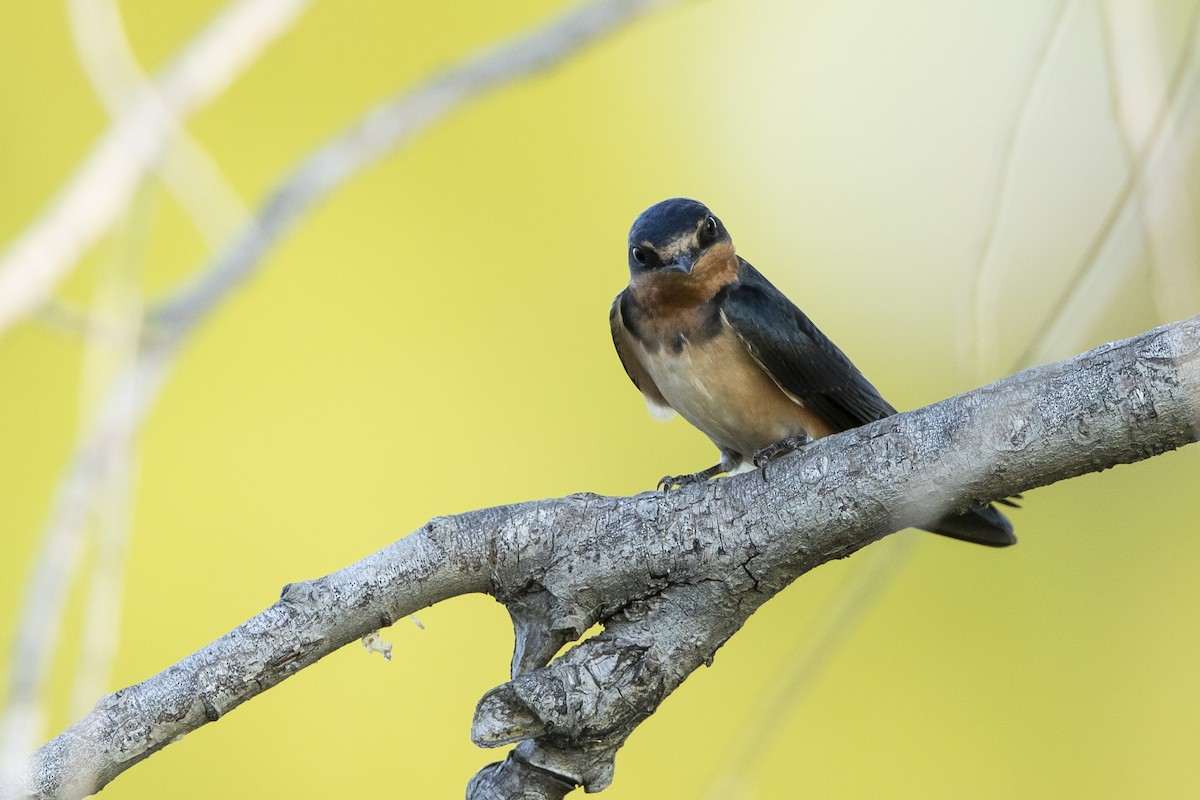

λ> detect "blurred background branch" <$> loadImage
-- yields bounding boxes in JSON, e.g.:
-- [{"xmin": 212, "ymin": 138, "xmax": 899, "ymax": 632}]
[
  {"xmin": 1100, "ymin": 0, "xmax": 1200, "ymax": 324},
  {"xmin": 962, "ymin": 0, "xmax": 1078, "ymax": 380},
  {"xmin": 60, "ymin": 0, "xmax": 252, "ymax": 729},
  {"xmin": 65, "ymin": 0, "xmax": 251, "ymax": 248},
  {"xmin": 1016, "ymin": 0, "xmax": 1200, "ymax": 369},
  {"xmin": 0, "ymin": 0, "xmax": 307, "ymax": 338},
  {"xmin": 1, "ymin": 0, "xmax": 310, "ymax": 782},
  {"xmin": 148, "ymin": 0, "xmax": 680, "ymax": 332}
]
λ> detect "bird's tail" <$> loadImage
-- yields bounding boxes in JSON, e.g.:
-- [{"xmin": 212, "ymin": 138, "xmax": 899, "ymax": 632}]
[{"xmin": 926, "ymin": 503, "xmax": 1016, "ymax": 547}]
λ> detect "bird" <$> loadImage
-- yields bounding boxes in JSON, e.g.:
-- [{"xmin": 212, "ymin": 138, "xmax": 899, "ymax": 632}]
[{"xmin": 609, "ymin": 197, "xmax": 1016, "ymax": 547}]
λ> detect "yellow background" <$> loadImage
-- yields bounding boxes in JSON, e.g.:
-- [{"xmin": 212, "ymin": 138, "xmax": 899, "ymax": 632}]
[{"xmin": 3, "ymin": 1, "xmax": 1199, "ymax": 797}]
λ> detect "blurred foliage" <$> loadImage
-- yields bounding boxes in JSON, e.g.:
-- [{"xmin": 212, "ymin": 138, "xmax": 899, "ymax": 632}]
[{"xmin": 1, "ymin": 0, "xmax": 1198, "ymax": 797}]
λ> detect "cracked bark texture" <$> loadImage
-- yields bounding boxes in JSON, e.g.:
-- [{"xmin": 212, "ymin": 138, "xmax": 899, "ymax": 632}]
[{"xmin": 8, "ymin": 316, "xmax": 1199, "ymax": 799}]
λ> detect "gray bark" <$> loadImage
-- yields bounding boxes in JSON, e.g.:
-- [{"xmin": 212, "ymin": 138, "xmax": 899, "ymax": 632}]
[{"xmin": 7, "ymin": 316, "xmax": 1199, "ymax": 799}]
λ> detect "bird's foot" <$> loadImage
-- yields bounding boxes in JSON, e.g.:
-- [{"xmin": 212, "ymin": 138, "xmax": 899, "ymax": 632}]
[
  {"xmin": 752, "ymin": 435, "xmax": 810, "ymax": 470},
  {"xmin": 657, "ymin": 464, "xmax": 722, "ymax": 492}
]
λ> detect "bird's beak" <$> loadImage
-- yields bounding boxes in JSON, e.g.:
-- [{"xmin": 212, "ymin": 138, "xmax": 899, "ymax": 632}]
[{"xmin": 663, "ymin": 255, "xmax": 695, "ymax": 275}]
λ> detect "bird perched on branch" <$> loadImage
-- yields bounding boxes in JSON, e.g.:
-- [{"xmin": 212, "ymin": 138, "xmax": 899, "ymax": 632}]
[{"xmin": 610, "ymin": 197, "xmax": 1015, "ymax": 547}]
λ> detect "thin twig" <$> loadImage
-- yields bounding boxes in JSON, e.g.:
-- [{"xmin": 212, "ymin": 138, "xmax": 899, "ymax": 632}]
[
  {"xmin": 0, "ymin": 0, "xmax": 310, "ymax": 338},
  {"xmin": 1099, "ymin": 0, "xmax": 1200, "ymax": 323},
  {"xmin": 961, "ymin": 0, "xmax": 1078, "ymax": 380},
  {"xmin": 1015, "ymin": 0, "xmax": 1200, "ymax": 370}
]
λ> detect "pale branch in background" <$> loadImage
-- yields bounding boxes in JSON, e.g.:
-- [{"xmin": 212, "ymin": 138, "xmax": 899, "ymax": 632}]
[
  {"xmin": 62, "ymin": 0, "xmax": 248, "ymax": 725},
  {"xmin": 962, "ymin": 0, "xmax": 1077, "ymax": 380},
  {"xmin": 7, "ymin": 317, "xmax": 1198, "ymax": 800},
  {"xmin": 66, "ymin": 0, "xmax": 251, "ymax": 249},
  {"xmin": 149, "ymin": 0, "xmax": 680, "ymax": 331},
  {"xmin": 1, "ymin": 0, "xmax": 309, "ymax": 775},
  {"xmin": 0, "ymin": 346, "xmax": 173, "ymax": 799},
  {"xmin": 65, "ymin": 187, "xmax": 151, "ymax": 722},
  {"xmin": 1016, "ymin": 0, "xmax": 1200, "ymax": 370},
  {"xmin": 964, "ymin": 0, "xmax": 1200, "ymax": 378},
  {"xmin": 0, "ymin": 0, "xmax": 682, "ymax": 793},
  {"xmin": 31, "ymin": 302, "xmax": 142, "ymax": 346},
  {"xmin": 0, "ymin": 0, "xmax": 310, "ymax": 338},
  {"xmin": 1100, "ymin": 0, "xmax": 1200, "ymax": 323},
  {"xmin": 36, "ymin": 0, "xmax": 253, "ymax": 338}
]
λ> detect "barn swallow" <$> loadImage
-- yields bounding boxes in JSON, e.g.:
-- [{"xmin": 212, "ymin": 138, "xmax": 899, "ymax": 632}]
[{"xmin": 610, "ymin": 198, "xmax": 1015, "ymax": 547}]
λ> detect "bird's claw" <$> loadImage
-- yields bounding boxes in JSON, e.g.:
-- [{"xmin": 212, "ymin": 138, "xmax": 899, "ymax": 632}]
[
  {"xmin": 752, "ymin": 435, "xmax": 809, "ymax": 469},
  {"xmin": 658, "ymin": 473, "xmax": 698, "ymax": 491},
  {"xmin": 657, "ymin": 467, "xmax": 720, "ymax": 492}
]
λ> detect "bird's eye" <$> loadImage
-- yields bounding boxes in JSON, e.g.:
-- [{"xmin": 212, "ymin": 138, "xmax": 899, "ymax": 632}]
[
  {"xmin": 631, "ymin": 246, "xmax": 648, "ymax": 265},
  {"xmin": 702, "ymin": 215, "xmax": 718, "ymax": 240}
]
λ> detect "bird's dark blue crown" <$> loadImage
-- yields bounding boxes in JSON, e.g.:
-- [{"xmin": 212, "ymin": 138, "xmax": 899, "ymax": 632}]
[{"xmin": 628, "ymin": 198, "xmax": 711, "ymax": 247}]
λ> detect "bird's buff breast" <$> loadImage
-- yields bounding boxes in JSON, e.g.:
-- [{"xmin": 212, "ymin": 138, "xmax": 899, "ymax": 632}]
[{"xmin": 635, "ymin": 332, "xmax": 816, "ymax": 459}]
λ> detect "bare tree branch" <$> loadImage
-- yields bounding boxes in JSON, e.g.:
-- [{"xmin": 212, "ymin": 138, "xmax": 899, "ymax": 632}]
[
  {"xmin": 0, "ymin": 0, "xmax": 309, "ymax": 338},
  {"xmin": 7, "ymin": 316, "xmax": 1197, "ymax": 800}
]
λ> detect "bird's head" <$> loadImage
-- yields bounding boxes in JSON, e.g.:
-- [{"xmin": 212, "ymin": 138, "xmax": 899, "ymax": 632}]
[
  {"xmin": 627, "ymin": 198, "xmax": 731, "ymax": 275},
  {"xmin": 626, "ymin": 198, "xmax": 737, "ymax": 308}
]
